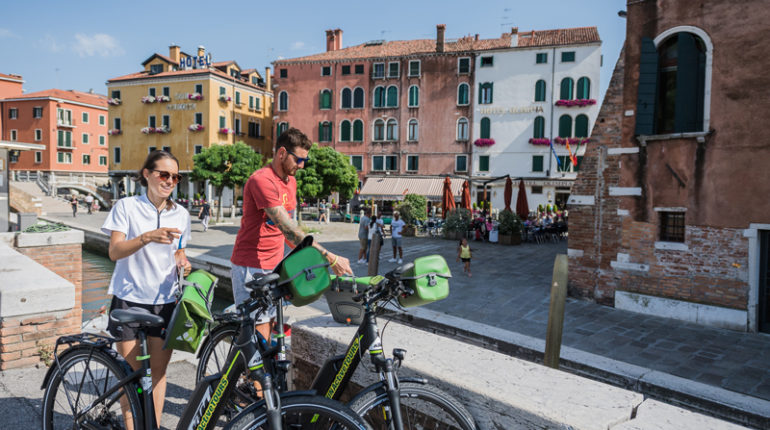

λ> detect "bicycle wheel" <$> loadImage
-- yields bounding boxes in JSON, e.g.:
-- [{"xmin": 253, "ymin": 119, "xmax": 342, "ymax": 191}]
[
  {"xmin": 42, "ymin": 347, "xmax": 142, "ymax": 430},
  {"xmin": 226, "ymin": 395, "xmax": 370, "ymax": 430},
  {"xmin": 350, "ymin": 381, "xmax": 477, "ymax": 430}
]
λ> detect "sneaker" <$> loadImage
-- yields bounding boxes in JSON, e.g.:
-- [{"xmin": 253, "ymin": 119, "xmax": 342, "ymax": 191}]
[
  {"xmin": 388, "ymin": 258, "xmax": 397, "ymax": 263},
  {"xmin": 398, "ymin": 258, "xmax": 403, "ymax": 264}
]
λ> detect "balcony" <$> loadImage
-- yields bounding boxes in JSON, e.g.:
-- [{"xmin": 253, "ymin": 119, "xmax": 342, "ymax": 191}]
[{"xmin": 57, "ymin": 120, "xmax": 76, "ymax": 128}]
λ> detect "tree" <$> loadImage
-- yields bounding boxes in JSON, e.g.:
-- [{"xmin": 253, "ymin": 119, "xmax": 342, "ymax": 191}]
[
  {"xmin": 397, "ymin": 194, "xmax": 428, "ymax": 226},
  {"xmin": 295, "ymin": 144, "xmax": 358, "ymax": 201},
  {"xmin": 191, "ymin": 142, "xmax": 263, "ymax": 221}
]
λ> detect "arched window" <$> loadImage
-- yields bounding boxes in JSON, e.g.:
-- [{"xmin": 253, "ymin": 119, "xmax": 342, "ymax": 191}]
[
  {"xmin": 576, "ymin": 77, "xmax": 590, "ymax": 99},
  {"xmin": 318, "ymin": 121, "xmax": 332, "ymax": 142},
  {"xmin": 373, "ymin": 86, "xmax": 385, "ymax": 108},
  {"xmin": 535, "ymin": 80, "xmax": 546, "ymax": 102},
  {"xmin": 386, "ymin": 86, "xmax": 398, "ymax": 107},
  {"xmin": 340, "ymin": 120, "xmax": 351, "ymax": 141},
  {"xmin": 353, "ymin": 87, "xmax": 364, "ymax": 108},
  {"xmin": 534, "ymin": 116, "xmax": 545, "ymax": 138},
  {"xmin": 457, "ymin": 83, "xmax": 469, "ymax": 105},
  {"xmin": 575, "ymin": 114, "xmax": 589, "ymax": 138},
  {"xmin": 353, "ymin": 119, "xmax": 364, "ymax": 141},
  {"xmin": 457, "ymin": 117, "xmax": 469, "ymax": 141},
  {"xmin": 277, "ymin": 122, "xmax": 288, "ymax": 136},
  {"xmin": 373, "ymin": 119, "xmax": 385, "ymax": 141},
  {"xmin": 408, "ymin": 86, "xmax": 419, "ymax": 107},
  {"xmin": 386, "ymin": 118, "xmax": 398, "ymax": 140},
  {"xmin": 408, "ymin": 119, "xmax": 418, "ymax": 141},
  {"xmin": 341, "ymin": 88, "xmax": 352, "ymax": 109},
  {"xmin": 319, "ymin": 89, "xmax": 332, "ymax": 109},
  {"xmin": 480, "ymin": 117, "xmax": 491, "ymax": 139},
  {"xmin": 278, "ymin": 91, "xmax": 288, "ymax": 111},
  {"xmin": 559, "ymin": 78, "xmax": 574, "ymax": 100},
  {"xmin": 558, "ymin": 115, "xmax": 572, "ymax": 138}
]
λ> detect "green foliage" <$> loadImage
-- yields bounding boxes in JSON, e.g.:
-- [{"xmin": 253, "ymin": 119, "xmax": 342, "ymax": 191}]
[
  {"xmin": 295, "ymin": 144, "xmax": 358, "ymax": 200},
  {"xmin": 443, "ymin": 208, "xmax": 472, "ymax": 233},
  {"xmin": 397, "ymin": 194, "xmax": 428, "ymax": 225},
  {"xmin": 498, "ymin": 209, "xmax": 522, "ymax": 235},
  {"xmin": 538, "ymin": 204, "xmax": 545, "ymax": 213}
]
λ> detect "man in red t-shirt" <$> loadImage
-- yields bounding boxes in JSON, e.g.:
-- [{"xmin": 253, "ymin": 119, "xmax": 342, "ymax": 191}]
[{"xmin": 231, "ymin": 128, "xmax": 352, "ymax": 340}]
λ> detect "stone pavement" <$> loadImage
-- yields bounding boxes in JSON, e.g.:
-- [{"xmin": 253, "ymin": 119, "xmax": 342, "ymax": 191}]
[{"xmin": 28, "ymin": 210, "xmax": 770, "ymax": 426}]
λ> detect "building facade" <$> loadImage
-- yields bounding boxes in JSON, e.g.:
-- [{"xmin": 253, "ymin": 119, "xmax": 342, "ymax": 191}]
[
  {"xmin": 106, "ymin": 45, "xmax": 273, "ymax": 199},
  {"xmin": 567, "ymin": 0, "xmax": 770, "ymax": 332},
  {"xmin": 470, "ymin": 28, "xmax": 601, "ymax": 210}
]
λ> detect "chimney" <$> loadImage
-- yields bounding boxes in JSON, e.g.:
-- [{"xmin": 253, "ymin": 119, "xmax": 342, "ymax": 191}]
[
  {"xmin": 333, "ymin": 29, "xmax": 343, "ymax": 51},
  {"xmin": 169, "ymin": 44, "xmax": 181, "ymax": 63},
  {"xmin": 197, "ymin": 45, "xmax": 205, "ymax": 57},
  {"xmin": 265, "ymin": 67, "xmax": 272, "ymax": 90},
  {"xmin": 474, "ymin": 34, "xmax": 479, "ymax": 41},
  {"xmin": 436, "ymin": 24, "xmax": 446, "ymax": 53},
  {"xmin": 326, "ymin": 29, "xmax": 336, "ymax": 52},
  {"xmin": 510, "ymin": 27, "xmax": 518, "ymax": 47}
]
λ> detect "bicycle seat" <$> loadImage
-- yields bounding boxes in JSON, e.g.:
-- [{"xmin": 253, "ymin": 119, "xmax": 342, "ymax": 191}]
[
  {"xmin": 245, "ymin": 273, "xmax": 280, "ymax": 291},
  {"xmin": 110, "ymin": 308, "xmax": 165, "ymax": 327}
]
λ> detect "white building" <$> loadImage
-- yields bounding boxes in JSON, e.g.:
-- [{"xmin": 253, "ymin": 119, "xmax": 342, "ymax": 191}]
[{"xmin": 471, "ymin": 28, "xmax": 601, "ymax": 213}]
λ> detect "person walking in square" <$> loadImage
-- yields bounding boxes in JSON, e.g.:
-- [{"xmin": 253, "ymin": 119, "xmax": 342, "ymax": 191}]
[
  {"xmin": 70, "ymin": 195, "xmax": 78, "ymax": 217},
  {"xmin": 198, "ymin": 200, "xmax": 212, "ymax": 232},
  {"xmin": 457, "ymin": 238, "xmax": 472, "ymax": 277},
  {"xmin": 357, "ymin": 209, "xmax": 370, "ymax": 264},
  {"xmin": 388, "ymin": 211, "xmax": 405, "ymax": 264},
  {"xmin": 85, "ymin": 194, "xmax": 94, "ymax": 214},
  {"xmin": 318, "ymin": 199, "xmax": 328, "ymax": 224}
]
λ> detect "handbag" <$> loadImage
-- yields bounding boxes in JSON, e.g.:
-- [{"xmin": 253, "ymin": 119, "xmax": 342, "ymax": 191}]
[{"xmin": 164, "ymin": 270, "xmax": 218, "ymax": 352}]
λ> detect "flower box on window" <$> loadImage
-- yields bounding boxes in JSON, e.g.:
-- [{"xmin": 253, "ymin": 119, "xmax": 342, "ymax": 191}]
[
  {"xmin": 473, "ymin": 138, "xmax": 495, "ymax": 147},
  {"xmin": 108, "ymin": 129, "xmax": 122, "ymax": 136},
  {"xmin": 141, "ymin": 96, "xmax": 157, "ymax": 104},
  {"xmin": 218, "ymin": 128, "xmax": 232, "ymax": 135},
  {"xmin": 140, "ymin": 127, "xmax": 155, "ymax": 134},
  {"xmin": 156, "ymin": 95, "xmax": 170, "ymax": 102},
  {"xmin": 107, "ymin": 98, "xmax": 122, "ymax": 106},
  {"xmin": 218, "ymin": 95, "xmax": 232, "ymax": 102},
  {"xmin": 188, "ymin": 93, "xmax": 203, "ymax": 101},
  {"xmin": 188, "ymin": 124, "xmax": 205, "ymax": 132},
  {"xmin": 155, "ymin": 126, "xmax": 171, "ymax": 134},
  {"xmin": 555, "ymin": 99, "xmax": 597, "ymax": 107},
  {"xmin": 528, "ymin": 138, "xmax": 552, "ymax": 146},
  {"xmin": 553, "ymin": 137, "xmax": 590, "ymax": 145}
]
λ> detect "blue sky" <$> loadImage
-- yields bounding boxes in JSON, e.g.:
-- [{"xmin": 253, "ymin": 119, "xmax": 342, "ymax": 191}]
[{"xmin": 1, "ymin": 0, "xmax": 626, "ymax": 100}]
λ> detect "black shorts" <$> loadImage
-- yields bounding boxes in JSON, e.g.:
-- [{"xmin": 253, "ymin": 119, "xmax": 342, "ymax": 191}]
[
  {"xmin": 461, "ymin": 258, "xmax": 471, "ymax": 263},
  {"xmin": 107, "ymin": 296, "xmax": 175, "ymax": 341}
]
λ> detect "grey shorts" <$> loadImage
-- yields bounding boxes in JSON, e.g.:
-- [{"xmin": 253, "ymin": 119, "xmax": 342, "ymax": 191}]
[
  {"xmin": 392, "ymin": 236, "xmax": 402, "ymax": 248},
  {"xmin": 359, "ymin": 236, "xmax": 368, "ymax": 249},
  {"xmin": 230, "ymin": 263, "xmax": 276, "ymax": 324}
]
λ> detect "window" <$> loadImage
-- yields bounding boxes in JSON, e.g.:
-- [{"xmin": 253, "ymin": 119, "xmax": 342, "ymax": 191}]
[
  {"xmin": 373, "ymin": 86, "xmax": 385, "ymax": 108},
  {"xmin": 163, "ymin": 87, "xmax": 170, "ymax": 97},
  {"xmin": 373, "ymin": 63, "xmax": 385, "ymax": 78},
  {"xmin": 341, "ymin": 88, "xmax": 352, "ymax": 109},
  {"xmin": 457, "ymin": 83, "xmax": 469, "ymax": 105},
  {"xmin": 83, "ymin": 154, "xmax": 91, "ymax": 165},
  {"xmin": 340, "ymin": 120, "xmax": 351, "ymax": 141},
  {"xmin": 409, "ymin": 60, "xmax": 420, "ymax": 77},
  {"xmin": 57, "ymin": 108, "xmax": 72, "ymax": 125},
  {"xmin": 407, "ymin": 155, "xmax": 419, "ymax": 172},
  {"xmin": 353, "ymin": 87, "xmax": 364, "ymax": 108},
  {"xmin": 386, "ymin": 119, "xmax": 398, "ymax": 141},
  {"xmin": 532, "ymin": 185, "xmax": 543, "ymax": 194},
  {"xmin": 277, "ymin": 122, "xmax": 289, "ymax": 136},
  {"xmin": 57, "ymin": 152, "xmax": 72, "ymax": 164},
  {"xmin": 557, "ymin": 156, "xmax": 573, "ymax": 172},
  {"xmin": 99, "ymin": 156, "xmax": 107, "ymax": 166},
  {"xmin": 33, "ymin": 107, "xmax": 43, "ymax": 118},
  {"xmin": 319, "ymin": 122, "xmax": 332, "ymax": 142},
  {"xmin": 479, "ymin": 155, "xmax": 490, "ymax": 172},
  {"xmin": 372, "ymin": 155, "xmax": 398, "ymax": 171},
  {"xmin": 162, "ymin": 146, "xmax": 171, "ymax": 153},
  {"xmin": 480, "ymin": 117, "xmax": 491, "ymax": 139},
  {"xmin": 235, "ymin": 91, "xmax": 241, "ymax": 105},
  {"xmin": 195, "ymin": 113, "xmax": 203, "ymax": 125},
  {"xmin": 99, "ymin": 115, "xmax": 105, "ymax": 125},
  {"xmin": 217, "ymin": 115, "xmax": 225, "ymax": 130},
  {"xmin": 479, "ymin": 82, "xmax": 493, "ymax": 104},
  {"xmin": 9, "ymin": 108, "xmax": 18, "ymax": 119},
  {"xmin": 407, "ymin": 119, "xmax": 418, "ymax": 141},
  {"xmin": 149, "ymin": 87, "xmax": 156, "ymax": 97},
  {"xmin": 536, "ymin": 53, "xmax": 548, "ymax": 64},
  {"xmin": 534, "ymin": 116, "xmax": 545, "ymax": 138},
  {"xmin": 194, "ymin": 84, "xmax": 203, "ymax": 94},
  {"xmin": 114, "ymin": 147, "xmax": 121, "ymax": 163},
  {"xmin": 279, "ymin": 91, "xmax": 288, "ymax": 111},
  {"xmin": 34, "ymin": 151, "xmax": 42, "ymax": 163},
  {"xmin": 373, "ymin": 119, "xmax": 385, "ymax": 141},
  {"xmin": 350, "ymin": 155, "xmax": 363, "ymax": 171},
  {"xmin": 114, "ymin": 117, "xmax": 121, "ymax": 130},
  {"xmin": 57, "ymin": 130, "xmax": 72, "ymax": 147},
  {"xmin": 81, "ymin": 110, "xmax": 89, "ymax": 122},
  {"xmin": 388, "ymin": 62, "xmax": 399, "ymax": 78},
  {"xmin": 248, "ymin": 121, "xmax": 261, "ymax": 138},
  {"xmin": 148, "ymin": 116, "xmax": 156, "ymax": 128},
  {"xmin": 235, "ymin": 118, "xmax": 241, "ymax": 135},
  {"xmin": 480, "ymin": 56, "xmax": 494, "ymax": 67},
  {"xmin": 194, "ymin": 145, "xmax": 203, "ymax": 154},
  {"xmin": 408, "ymin": 86, "xmax": 419, "ymax": 107},
  {"xmin": 10, "ymin": 130, "xmax": 17, "ymax": 141},
  {"xmin": 249, "ymin": 95, "xmax": 254, "ymax": 109},
  {"xmin": 561, "ymin": 51, "xmax": 575, "ymax": 62},
  {"xmin": 575, "ymin": 114, "xmax": 589, "ymax": 138},
  {"xmin": 532, "ymin": 155, "xmax": 544, "ymax": 172},
  {"xmin": 254, "ymin": 97, "xmax": 261, "ymax": 110},
  {"xmin": 457, "ymin": 117, "xmax": 469, "ymax": 141},
  {"xmin": 82, "ymin": 133, "xmax": 89, "ymax": 144},
  {"xmin": 659, "ymin": 211, "xmax": 686, "ymax": 242},
  {"xmin": 319, "ymin": 89, "xmax": 332, "ymax": 109},
  {"xmin": 458, "ymin": 57, "xmax": 471, "ymax": 74},
  {"xmin": 455, "ymin": 155, "xmax": 467, "ymax": 172},
  {"xmin": 34, "ymin": 129, "xmax": 42, "ymax": 141},
  {"xmin": 219, "ymin": 86, "xmax": 226, "ymax": 96},
  {"xmin": 354, "ymin": 64, "xmax": 364, "ymax": 74},
  {"xmin": 353, "ymin": 119, "xmax": 364, "ymax": 141},
  {"xmin": 372, "ymin": 156, "xmax": 384, "ymax": 171},
  {"xmin": 162, "ymin": 115, "xmax": 170, "ymax": 128},
  {"xmin": 558, "ymin": 115, "xmax": 572, "ymax": 138},
  {"xmin": 342, "ymin": 65, "xmax": 351, "ymax": 75},
  {"xmin": 148, "ymin": 146, "xmax": 157, "ymax": 153},
  {"xmin": 150, "ymin": 64, "xmax": 163, "ymax": 74},
  {"xmin": 279, "ymin": 68, "xmax": 287, "ymax": 78},
  {"xmin": 577, "ymin": 77, "xmax": 591, "ymax": 99},
  {"xmin": 321, "ymin": 66, "xmax": 331, "ymax": 76},
  {"xmin": 535, "ymin": 80, "xmax": 546, "ymax": 102},
  {"xmin": 111, "ymin": 90, "xmax": 121, "ymax": 99},
  {"xmin": 386, "ymin": 86, "xmax": 398, "ymax": 107},
  {"xmin": 560, "ymin": 78, "xmax": 574, "ymax": 100},
  {"xmin": 99, "ymin": 135, "xmax": 105, "ymax": 146}
]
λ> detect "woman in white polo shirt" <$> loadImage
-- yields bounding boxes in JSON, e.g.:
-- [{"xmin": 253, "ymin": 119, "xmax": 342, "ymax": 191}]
[{"xmin": 102, "ymin": 150, "xmax": 191, "ymax": 425}]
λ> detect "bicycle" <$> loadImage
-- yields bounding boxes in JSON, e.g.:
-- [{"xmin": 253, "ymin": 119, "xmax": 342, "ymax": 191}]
[
  {"xmin": 198, "ymin": 261, "xmax": 478, "ymax": 430},
  {"xmin": 41, "ymin": 271, "xmax": 369, "ymax": 430}
]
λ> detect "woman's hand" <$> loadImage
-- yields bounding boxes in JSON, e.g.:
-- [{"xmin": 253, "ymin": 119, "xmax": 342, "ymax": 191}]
[
  {"xmin": 140, "ymin": 227, "xmax": 182, "ymax": 245},
  {"xmin": 175, "ymin": 250, "xmax": 192, "ymax": 276}
]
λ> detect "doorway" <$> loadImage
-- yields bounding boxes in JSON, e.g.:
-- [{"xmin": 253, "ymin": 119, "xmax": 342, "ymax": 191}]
[{"xmin": 760, "ymin": 231, "xmax": 770, "ymax": 333}]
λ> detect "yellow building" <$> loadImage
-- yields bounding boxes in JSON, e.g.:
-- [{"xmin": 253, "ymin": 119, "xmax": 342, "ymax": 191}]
[{"xmin": 106, "ymin": 45, "xmax": 273, "ymax": 200}]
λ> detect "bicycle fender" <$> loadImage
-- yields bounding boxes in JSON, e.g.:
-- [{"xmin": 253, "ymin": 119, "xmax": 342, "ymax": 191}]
[
  {"xmin": 227, "ymin": 390, "xmax": 319, "ymax": 420},
  {"xmin": 346, "ymin": 377, "xmax": 428, "ymax": 405},
  {"xmin": 40, "ymin": 344, "xmax": 129, "ymax": 390}
]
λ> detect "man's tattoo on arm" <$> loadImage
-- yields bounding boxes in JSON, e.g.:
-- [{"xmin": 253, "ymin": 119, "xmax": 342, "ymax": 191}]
[{"xmin": 264, "ymin": 206, "xmax": 305, "ymax": 246}]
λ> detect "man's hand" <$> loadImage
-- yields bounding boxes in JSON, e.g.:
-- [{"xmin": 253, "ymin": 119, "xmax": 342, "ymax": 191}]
[{"xmin": 329, "ymin": 254, "xmax": 352, "ymax": 276}]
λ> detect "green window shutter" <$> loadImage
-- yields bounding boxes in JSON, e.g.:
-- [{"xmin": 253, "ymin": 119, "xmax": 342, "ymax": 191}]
[
  {"xmin": 577, "ymin": 77, "xmax": 591, "ymax": 99},
  {"xmin": 480, "ymin": 117, "xmax": 490, "ymax": 139},
  {"xmin": 675, "ymin": 32, "xmax": 705, "ymax": 132},
  {"xmin": 635, "ymin": 37, "xmax": 659, "ymax": 135},
  {"xmin": 219, "ymin": 87, "xmax": 225, "ymax": 96},
  {"xmin": 532, "ymin": 155, "xmax": 543, "ymax": 172},
  {"xmin": 249, "ymin": 96, "xmax": 254, "ymax": 109},
  {"xmin": 341, "ymin": 121, "xmax": 351, "ymax": 141},
  {"xmin": 329, "ymin": 122, "xmax": 333, "ymax": 142},
  {"xmin": 560, "ymin": 78, "xmax": 573, "ymax": 100},
  {"xmin": 235, "ymin": 92, "xmax": 241, "ymax": 105},
  {"xmin": 387, "ymin": 86, "xmax": 397, "ymax": 107},
  {"xmin": 575, "ymin": 156, "xmax": 583, "ymax": 172},
  {"xmin": 489, "ymin": 83, "xmax": 493, "ymax": 103},
  {"xmin": 478, "ymin": 84, "xmax": 483, "ymax": 104},
  {"xmin": 575, "ymin": 114, "xmax": 589, "ymax": 137},
  {"xmin": 57, "ymin": 130, "xmax": 63, "ymax": 146},
  {"xmin": 66, "ymin": 132, "xmax": 71, "ymax": 147},
  {"xmin": 534, "ymin": 116, "xmax": 545, "ymax": 138},
  {"xmin": 219, "ymin": 116, "xmax": 225, "ymax": 129},
  {"xmin": 535, "ymin": 80, "xmax": 546, "ymax": 102},
  {"xmin": 353, "ymin": 120, "xmax": 363, "ymax": 141},
  {"xmin": 479, "ymin": 155, "xmax": 489, "ymax": 172},
  {"xmin": 558, "ymin": 115, "xmax": 572, "ymax": 138},
  {"xmin": 318, "ymin": 122, "xmax": 323, "ymax": 141}
]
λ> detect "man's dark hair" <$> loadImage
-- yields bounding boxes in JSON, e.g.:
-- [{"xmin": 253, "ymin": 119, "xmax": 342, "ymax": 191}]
[{"xmin": 276, "ymin": 127, "xmax": 312, "ymax": 153}]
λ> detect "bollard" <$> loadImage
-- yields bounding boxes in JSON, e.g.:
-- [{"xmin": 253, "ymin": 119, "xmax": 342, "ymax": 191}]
[
  {"xmin": 544, "ymin": 254, "xmax": 568, "ymax": 369},
  {"xmin": 367, "ymin": 234, "xmax": 381, "ymax": 276}
]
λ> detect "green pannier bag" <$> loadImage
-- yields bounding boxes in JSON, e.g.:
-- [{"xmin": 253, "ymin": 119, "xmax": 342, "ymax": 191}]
[
  {"xmin": 398, "ymin": 255, "xmax": 451, "ymax": 307},
  {"xmin": 164, "ymin": 270, "xmax": 218, "ymax": 353},
  {"xmin": 278, "ymin": 246, "xmax": 331, "ymax": 307}
]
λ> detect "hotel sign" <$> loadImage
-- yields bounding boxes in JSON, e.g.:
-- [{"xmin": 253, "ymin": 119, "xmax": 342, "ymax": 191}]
[
  {"xmin": 477, "ymin": 106, "xmax": 544, "ymax": 115},
  {"xmin": 179, "ymin": 53, "xmax": 212, "ymax": 70}
]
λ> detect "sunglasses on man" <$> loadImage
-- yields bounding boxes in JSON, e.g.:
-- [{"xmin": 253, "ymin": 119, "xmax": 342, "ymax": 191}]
[
  {"xmin": 285, "ymin": 149, "xmax": 309, "ymax": 164},
  {"xmin": 152, "ymin": 169, "xmax": 183, "ymax": 183}
]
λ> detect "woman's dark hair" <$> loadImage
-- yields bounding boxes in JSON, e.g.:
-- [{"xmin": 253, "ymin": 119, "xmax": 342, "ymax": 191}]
[
  {"xmin": 136, "ymin": 150, "xmax": 179, "ymax": 209},
  {"xmin": 369, "ymin": 215, "xmax": 378, "ymax": 228}
]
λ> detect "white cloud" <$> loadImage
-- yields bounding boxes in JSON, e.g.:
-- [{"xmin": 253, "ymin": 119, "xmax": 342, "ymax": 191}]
[
  {"xmin": 73, "ymin": 33, "xmax": 124, "ymax": 57},
  {"xmin": 0, "ymin": 28, "xmax": 19, "ymax": 39},
  {"xmin": 290, "ymin": 41, "xmax": 305, "ymax": 50}
]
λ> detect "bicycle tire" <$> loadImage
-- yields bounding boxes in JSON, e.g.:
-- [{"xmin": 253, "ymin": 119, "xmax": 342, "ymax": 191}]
[
  {"xmin": 42, "ymin": 347, "xmax": 143, "ymax": 430},
  {"xmin": 349, "ymin": 381, "xmax": 477, "ymax": 430},
  {"xmin": 225, "ymin": 395, "xmax": 371, "ymax": 430}
]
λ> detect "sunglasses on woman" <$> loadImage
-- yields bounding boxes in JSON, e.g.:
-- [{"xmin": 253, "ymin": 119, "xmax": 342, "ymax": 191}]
[{"xmin": 152, "ymin": 169, "xmax": 182, "ymax": 183}]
